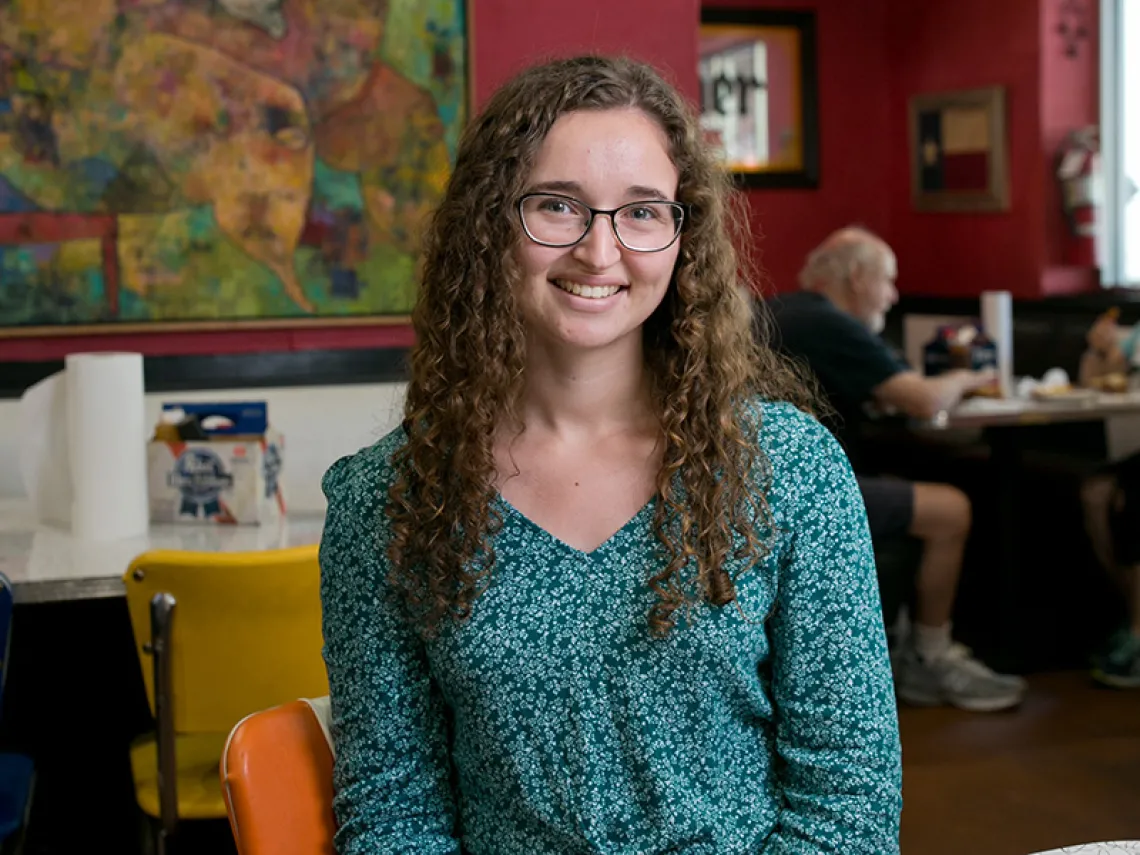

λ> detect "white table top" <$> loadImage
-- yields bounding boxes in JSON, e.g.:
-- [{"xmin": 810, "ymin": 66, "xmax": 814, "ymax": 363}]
[
  {"xmin": 930, "ymin": 390, "xmax": 1140, "ymax": 430},
  {"xmin": 0, "ymin": 498, "xmax": 326, "ymax": 604}
]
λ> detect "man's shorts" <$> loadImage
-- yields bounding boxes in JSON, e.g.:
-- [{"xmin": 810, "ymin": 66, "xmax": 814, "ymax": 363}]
[{"xmin": 855, "ymin": 475, "xmax": 915, "ymax": 540}]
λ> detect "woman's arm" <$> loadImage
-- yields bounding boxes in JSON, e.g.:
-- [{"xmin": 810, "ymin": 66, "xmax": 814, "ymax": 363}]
[
  {"xmin": 763, "ymin": 410, "xmax": 902, "ymax": 854},
  {"xmin": 320, "ymin": 451, "xmax": 461, "ymax": 855}
]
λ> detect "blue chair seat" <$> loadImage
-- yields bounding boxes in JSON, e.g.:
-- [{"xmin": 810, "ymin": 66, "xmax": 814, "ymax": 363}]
[
  {"xmin": 0, "ymin": 752, "xmax": 34, "ymax": 843},
  {"xmin": 0, "ymin": 571, "xmax": 35, "ymax": 850}
]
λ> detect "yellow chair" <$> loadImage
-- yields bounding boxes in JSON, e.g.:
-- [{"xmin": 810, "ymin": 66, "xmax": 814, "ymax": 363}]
[{"xmin": 123, "ymin": 547, "xmax": 328, "ymax": 855}]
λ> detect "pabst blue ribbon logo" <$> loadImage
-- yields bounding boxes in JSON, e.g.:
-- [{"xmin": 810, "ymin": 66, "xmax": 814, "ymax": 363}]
[{"xmin": 168, "ymin": 448, "xmax": 234, "ymax": 518}]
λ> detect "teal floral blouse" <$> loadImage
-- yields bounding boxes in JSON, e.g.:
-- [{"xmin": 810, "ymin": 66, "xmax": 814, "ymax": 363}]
[{"xmin": 319, "ymin": 402, "xmax": 902, "ymax": 854}]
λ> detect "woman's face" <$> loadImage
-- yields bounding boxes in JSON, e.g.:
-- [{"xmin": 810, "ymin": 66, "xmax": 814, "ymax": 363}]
[{"xmin": 513, "ymin": 107, "xmax": 682, "ymax": 354}]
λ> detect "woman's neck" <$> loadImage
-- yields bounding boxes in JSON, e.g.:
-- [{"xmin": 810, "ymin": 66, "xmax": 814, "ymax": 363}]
[{"xmin": 516, "ymin": 336, "xmax": 656, "ymax": 441}]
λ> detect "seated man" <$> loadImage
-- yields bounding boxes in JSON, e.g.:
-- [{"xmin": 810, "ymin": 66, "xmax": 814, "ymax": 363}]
[
  {"xmin": 762, "ymin": 225, "xmax": 1025, "ymax": 712},
  {"xmin": 1077, "ymin": 308, "xmax": 1140, "ymax": 688}
]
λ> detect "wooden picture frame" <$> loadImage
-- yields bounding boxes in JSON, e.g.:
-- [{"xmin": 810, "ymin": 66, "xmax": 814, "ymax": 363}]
[
  {"xmin": 0, "ymin": 0, "xmax": 471, "ymax": 343},
  {"xmin": 908, "ymin": 86, "xmax": 1010, "ymax": 212},
  {"xmin": 698, "ymin": 8, "xmax": 820, "ymax": 189}
]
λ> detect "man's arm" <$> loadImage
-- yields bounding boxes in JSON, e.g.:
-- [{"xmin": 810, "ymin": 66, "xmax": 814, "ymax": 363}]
[{"xmin": 873, "ymin": 369, "xmax": 996, "ymax": 420}]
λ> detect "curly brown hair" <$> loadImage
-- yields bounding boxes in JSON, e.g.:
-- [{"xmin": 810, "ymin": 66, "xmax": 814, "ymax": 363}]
[{"xmin": 386, "ymin": 55, "xmax": 815, "ymax": 637}]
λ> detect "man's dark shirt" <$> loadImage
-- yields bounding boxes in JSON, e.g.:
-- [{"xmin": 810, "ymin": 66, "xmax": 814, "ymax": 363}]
[{"xmin": 763, "ymin": 290, "xmax": 908, "ymax": 469}]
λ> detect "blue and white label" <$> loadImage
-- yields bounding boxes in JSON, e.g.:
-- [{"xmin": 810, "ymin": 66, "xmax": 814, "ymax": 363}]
[{"xmin": 167, "ymin": 448, "xmax": 234, "ymax": 518}]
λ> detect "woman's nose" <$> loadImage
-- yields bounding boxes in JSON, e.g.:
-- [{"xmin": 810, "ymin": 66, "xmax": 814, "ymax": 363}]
[{"xmin": 571, "ymin": 214, "xmax": 623, "ymax": 269}]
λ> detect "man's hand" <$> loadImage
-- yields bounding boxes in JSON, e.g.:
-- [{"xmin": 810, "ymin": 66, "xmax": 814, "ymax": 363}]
[
  {"xmin": 874, "ymin": 368, "xmax": 998, "ymax": 420},
  {"xmin": 955, "ymin": 367, "xmax": 999, "ymax": 396}
]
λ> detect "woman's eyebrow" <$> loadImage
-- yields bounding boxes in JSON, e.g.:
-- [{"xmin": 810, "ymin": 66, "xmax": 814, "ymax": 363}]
[
  {"xmin": 527, "ymin": 180, "xmax": 673, "ymax": 202},
  {"xmin": 527, "ymin": 180, "xmax": 584, "ymax": 195},
  {"xmin": 625, "ymin": 185, "xmax": 670, "ymax": 201}
]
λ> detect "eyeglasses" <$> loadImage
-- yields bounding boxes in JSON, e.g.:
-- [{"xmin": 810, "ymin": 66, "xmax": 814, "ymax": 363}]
[{"xmin": 518, "ymin": 193, "xmax": 685, "ymax": 253}]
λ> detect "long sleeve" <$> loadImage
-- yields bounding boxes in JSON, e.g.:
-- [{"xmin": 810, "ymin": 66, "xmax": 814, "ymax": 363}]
[
  {"xmin": 319, "ymin": 451, "xmax": 460, "ymax": 855},
  {"xmin": 762, "ymin": 411, "xmax": 903, "ymax": 854}
]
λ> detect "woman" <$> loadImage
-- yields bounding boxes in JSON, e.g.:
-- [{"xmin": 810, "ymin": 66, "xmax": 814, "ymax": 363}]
[
  {"xmin": 1079, "ymin": 308, "xmax": 1140, "ymax": 688},
  {"xmin": 320, "ymin": 55, "xmax": 902, "ymax": 854}
]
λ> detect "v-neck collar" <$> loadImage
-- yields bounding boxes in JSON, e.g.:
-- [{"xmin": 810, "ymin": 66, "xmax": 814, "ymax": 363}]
[{"xmin": 493, "ymin": 493, "xmax": 656, "ymax": 559}]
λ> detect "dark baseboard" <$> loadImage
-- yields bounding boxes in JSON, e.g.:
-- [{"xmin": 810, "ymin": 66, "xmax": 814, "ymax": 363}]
[{"xmin": 1, "ymin": 348, "xmax": 410, "ymax": 400}]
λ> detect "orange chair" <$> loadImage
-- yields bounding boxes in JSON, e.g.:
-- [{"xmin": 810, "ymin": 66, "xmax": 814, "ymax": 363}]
[{"xmin": 220, "ymin": 697, "xmax": 336, "ymax": 855}]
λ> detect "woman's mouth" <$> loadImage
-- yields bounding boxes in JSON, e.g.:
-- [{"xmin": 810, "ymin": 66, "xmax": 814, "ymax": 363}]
[{"xmin": 551, "ymin": 279, "xmax": 624, "ymax": 299}]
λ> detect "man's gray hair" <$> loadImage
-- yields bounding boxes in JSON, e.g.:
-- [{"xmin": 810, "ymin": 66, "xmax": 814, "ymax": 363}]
[{"xmin": 798, "ymin": 227, "xmax": 895, "ymax": 291}]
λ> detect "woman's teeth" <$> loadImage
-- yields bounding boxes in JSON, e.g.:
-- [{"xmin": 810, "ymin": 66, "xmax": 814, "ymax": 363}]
[{"xmin": 553, "ymin": 279, "xmax": 622, "ymax": 299}]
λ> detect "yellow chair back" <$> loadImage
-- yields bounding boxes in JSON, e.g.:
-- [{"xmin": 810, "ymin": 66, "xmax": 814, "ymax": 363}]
[{"xmin": 123, "ymin": 546, "xmax": 327, "ymax": 734}]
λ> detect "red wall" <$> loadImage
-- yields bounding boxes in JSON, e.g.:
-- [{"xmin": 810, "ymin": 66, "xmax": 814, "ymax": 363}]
[
  {"xmin": 731, "ymin": 0, "xmax": 1098, "ymax": 301},
  {"xmin": 885, "ymin": 0, "xmax": 1045, "ymax": 299},
  {"xmin": 471, "ymin": 0, "xmax": 699, "ymax": 105},
  {"xmin": 885, "ymin": 0, "xmax": 1100, "ymax": 299},
  {"xmin": 472, "ymin": 0, "xmax": 1100, "ymax": 301},
  {"xmin": 713, "ymin": 0, "xmax": 892, "ymax": 294},
  {"xmin": 1039, "ymin": 0, "xmax": 1100, "ymax": 295}
]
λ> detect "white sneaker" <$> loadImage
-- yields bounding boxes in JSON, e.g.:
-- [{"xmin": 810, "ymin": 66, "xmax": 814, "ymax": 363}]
[{"xmin": 894, "ymin": 642, "xmax": 1027, "ymax": 712}]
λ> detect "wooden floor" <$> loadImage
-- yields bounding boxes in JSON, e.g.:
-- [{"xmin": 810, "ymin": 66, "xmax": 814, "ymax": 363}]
[{"xmin": 900, "ymin": 671, "xmax": 1140, "ymax": 855}]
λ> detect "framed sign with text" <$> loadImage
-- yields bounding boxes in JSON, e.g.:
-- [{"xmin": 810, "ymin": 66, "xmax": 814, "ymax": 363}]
[{"xmin": 699, "ymin": 8, "xmax": 820, "ymax": 189}]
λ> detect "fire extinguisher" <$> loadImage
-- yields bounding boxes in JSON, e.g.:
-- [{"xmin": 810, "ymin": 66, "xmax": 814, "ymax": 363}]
[{"xmin": 1055, "ymin": 126, "xmax": 1103, "ymax": 268}]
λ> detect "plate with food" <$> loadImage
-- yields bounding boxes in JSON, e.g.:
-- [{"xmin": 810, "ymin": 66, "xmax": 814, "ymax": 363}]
[
  {"xmin": 1087, "ymin": 372, "xmax": 1131, "ymax": 394},
  {"xmin": 1030, "ymin": 384, "xmax": 1098, "ymax": 403}
]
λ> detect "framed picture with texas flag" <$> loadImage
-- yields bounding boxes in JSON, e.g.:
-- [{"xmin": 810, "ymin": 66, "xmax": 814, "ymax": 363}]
[{"xmin": 908, "ymin": 86, "xmax": 1010, "ymax": 212}]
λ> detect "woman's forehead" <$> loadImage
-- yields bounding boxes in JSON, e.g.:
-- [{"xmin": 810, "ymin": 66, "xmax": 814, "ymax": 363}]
[{"xmin": 526, "ymin": 108, "xmax": 679, "ymax": 202}]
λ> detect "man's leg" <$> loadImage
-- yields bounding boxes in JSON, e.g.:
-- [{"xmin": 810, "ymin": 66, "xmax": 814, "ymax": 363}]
[
  {"xmin": 908, "ymin": 483, "xmax": 970, "ymax": 633},
  {"xmin": 1131, "ymin": 565, "xmax": 1140, "ymax": 638},
  {"xmin": 858, "ymin": 476, "xmax": 1026, "ymax": 712},
  {"xmin": 1088, "ymin": 465, "xmax": 1140, "ymax": 688},
  {"xmin": 1081, "ymin": 474, "xmax": 1120, "ymax": 587}
]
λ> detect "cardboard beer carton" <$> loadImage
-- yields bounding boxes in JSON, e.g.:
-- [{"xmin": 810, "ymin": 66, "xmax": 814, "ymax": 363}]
[{"xmin": 147, "ymin": 402, "xmax": 285, "ymax": 525}]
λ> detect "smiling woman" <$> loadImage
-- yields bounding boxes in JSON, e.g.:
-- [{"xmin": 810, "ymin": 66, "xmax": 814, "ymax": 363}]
[
  {"xmin": 511, "ymin": 107, "xmax": 681, "ymax": 353},
  {"xmin": 318, "ymin": 54, "xmax": 902, "ymax": 855}
]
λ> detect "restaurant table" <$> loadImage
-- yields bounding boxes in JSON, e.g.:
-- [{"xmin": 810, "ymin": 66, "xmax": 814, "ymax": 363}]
[
  {"xmin": 0, "ymin": 498, "xmax": 326, "ymax": 604},
  {"xmin": 930, "ymin": 389, "xmax": 1140, "ymax": 430},
  {"xmin": 920, "ymin": 391, "xmax": 1140, "ymax": 671},
  {"xmin": 0, "ymin": 498, "xmax": 327, "ymax": 852}
]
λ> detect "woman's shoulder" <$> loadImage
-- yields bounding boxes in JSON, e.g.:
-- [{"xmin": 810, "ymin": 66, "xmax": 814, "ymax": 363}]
[
  {"xmin": 744, "ymin": 399, "xmax": 836, "ymax": 459},
  {"xmin": 745, "ymin": 399, "xmax": 857, "ymax": 522},
  {"xmin": 321, "ymin": 424, "xmax": 407, "ymax": 510}
]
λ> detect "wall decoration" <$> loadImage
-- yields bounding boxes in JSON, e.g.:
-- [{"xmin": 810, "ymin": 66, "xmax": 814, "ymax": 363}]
[
  {"xmin": 698, "ymin": 8, "xmax": 819, "ymax": 189},
  {"xmin": 0, "ymin": 0, "xmax": 467, "ymax": 335},
  {"xmin": 908, "ymin": 86, "xmax": 1010, "ymax": 213},
  {"xmin": 1055, "ymin": 0, "xmax": 1091, "ymax": 58}
]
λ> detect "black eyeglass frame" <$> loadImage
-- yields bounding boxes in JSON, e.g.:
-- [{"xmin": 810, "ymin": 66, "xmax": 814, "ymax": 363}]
[{"xmin": 517, "ymin": 192, "xmax": 687, "ymax": 253}]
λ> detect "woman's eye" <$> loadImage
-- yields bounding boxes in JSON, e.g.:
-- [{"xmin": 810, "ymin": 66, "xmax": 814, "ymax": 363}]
[
  {"xmin": 539, "ymin": 199, "xmax": 574, "ymax": 215},
  {"xmin": 626, "ymin": 206, "xmax": 662, "ymax": 221}
]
